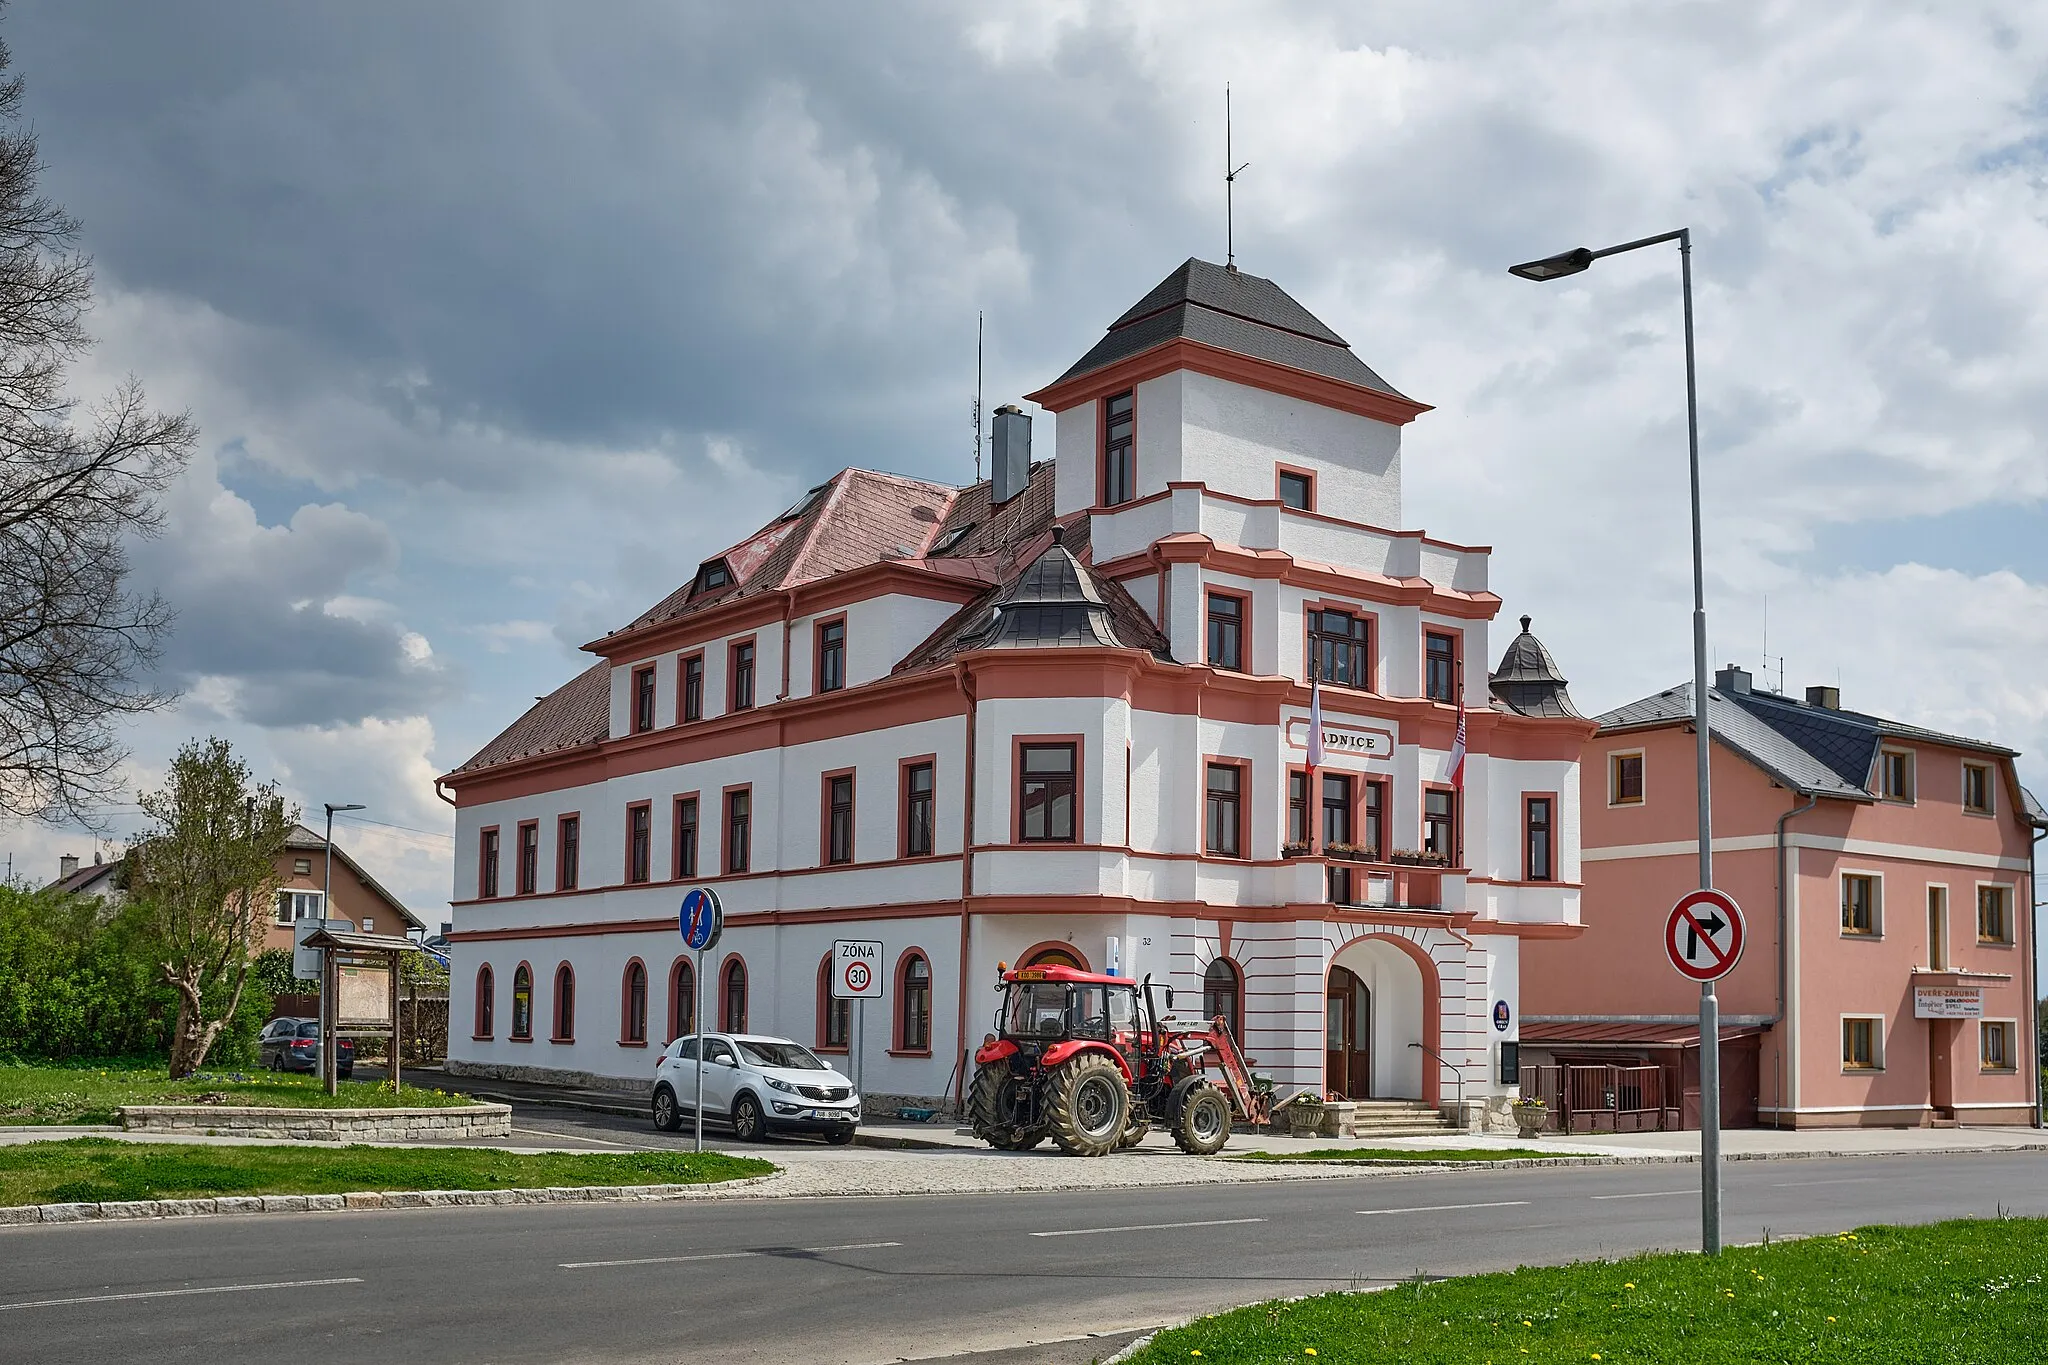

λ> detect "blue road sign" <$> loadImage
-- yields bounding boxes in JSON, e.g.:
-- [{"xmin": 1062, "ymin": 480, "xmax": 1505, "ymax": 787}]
[{"xmin": 680, "ymin": 887, "xmax": 723, "ymax": 952}]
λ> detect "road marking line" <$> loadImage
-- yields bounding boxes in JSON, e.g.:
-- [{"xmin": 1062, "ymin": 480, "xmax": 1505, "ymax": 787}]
[
  {"xmin": 1, "ymin": 1278, "xmax": 363, "ymax": 1313},
  {"xmin": 1356, "ymin": 1201, "xmax": 1529, "ymax": 1216},
  {"xmin": 1030, "ymin": 1218, "xmax": 1265, "ymax": 1238},
  {"xmin": 511, "ymin": 1126, "xmax": 639, "ymax": 1148},
  {"xmin": 1590, "ymin": 1190, "xmax": 1693, "ymax": 1201},
  {"xmin": 1770, "ymin": 1177, "xmax": 1880, "ymax": 1188},
  {"xmin": 561, "ymin": 1241, "xmax": 903, "ymax": 1269}
]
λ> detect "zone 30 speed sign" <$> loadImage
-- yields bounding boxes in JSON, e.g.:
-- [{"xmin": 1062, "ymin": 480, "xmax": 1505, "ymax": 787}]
[{"xmin": 832, "ymin": 939, "xmax": 884, "ymax": 999}]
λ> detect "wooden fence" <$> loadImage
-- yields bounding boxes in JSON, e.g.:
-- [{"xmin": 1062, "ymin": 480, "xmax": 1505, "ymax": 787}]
[{"xmin": 1519, "ymin": 1064, "xmax": 1671, "ymax": 1133}]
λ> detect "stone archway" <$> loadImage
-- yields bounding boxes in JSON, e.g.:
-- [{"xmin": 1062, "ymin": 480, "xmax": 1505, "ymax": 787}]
[{"xmin": 1326, "ymin": 934, "xmax": 1438, "ymax": 1104}]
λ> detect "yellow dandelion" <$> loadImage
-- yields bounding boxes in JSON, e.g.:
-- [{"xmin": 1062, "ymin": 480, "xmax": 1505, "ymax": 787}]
[
  {"xmin": 1190, "ymin": 1353, "xmax": 1201, "ymax": 1359},
  {"xmin": 1623, "ymin": 1282, "xmax": 1634, "ymax": 1289},
  {"xmin": 1827, "ymin": 1317, "xmax": 1836, "ymax": 1323},
  {"xmin": 1304, "ymin": 1351, "xmax": 1318, "ymax": 1358},
  {"xmin": 1523, "ymin": 1321, "xmax": 1533, "ymax": 1328}
]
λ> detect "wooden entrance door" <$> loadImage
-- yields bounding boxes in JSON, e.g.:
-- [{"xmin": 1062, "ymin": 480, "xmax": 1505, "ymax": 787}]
[{"xmin": 1325, "ymin": 967, "xmax": 1371, "ymax": 1098}]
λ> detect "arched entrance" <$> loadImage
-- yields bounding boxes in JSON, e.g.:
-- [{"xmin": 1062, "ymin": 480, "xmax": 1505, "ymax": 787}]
[
  {"xmin": 1325, "ymin": 936, "xmax": 1433, "ymax": 1101},
  {"xmin": 1020, "ymin": 941, "xmax": 1088, "ymax": 971}
]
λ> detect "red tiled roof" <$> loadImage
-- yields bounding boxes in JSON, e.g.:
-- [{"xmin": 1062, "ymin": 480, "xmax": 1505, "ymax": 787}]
[{"xmin": 452, "ymin": 659, "xmax": 610, "ymax": 775}]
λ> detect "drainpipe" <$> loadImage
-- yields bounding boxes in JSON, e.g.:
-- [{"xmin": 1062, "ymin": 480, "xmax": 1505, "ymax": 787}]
[
  {"xmin": 777, "ymin": 590, "xmax": 798, "ymax": 702},
  {"xmin": 953, "ymin": 662, "xmax": 979, "ymax": 1114},
  {"xmin": 2031, "ymin": 824, "xmax": 2044, "ymax": 1129},
  {"xmin": 1773, "ymin": 792, "xmax": 1818, "ymax": 1129},
  {"xmin": 433, "ymin": 779, "xmax": 455, "ymax": 807}
]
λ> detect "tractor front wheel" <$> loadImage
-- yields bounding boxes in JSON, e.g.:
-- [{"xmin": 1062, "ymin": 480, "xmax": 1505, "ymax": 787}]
[
  {"xmin": 1045, "ymin": 1054, "xmax": 1130, "ymax": 1157},
  {"xmin": 968, "ymin": 1062, "xmax": 1044, "ymax": 1151},
  {"xmin": 1172, "ymin": 1081, "xmax": 1232, "ymax": 1155}
]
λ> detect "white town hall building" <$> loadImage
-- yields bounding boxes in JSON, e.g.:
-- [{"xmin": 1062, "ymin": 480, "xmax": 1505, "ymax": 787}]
[{"xmin": 442, "ymin": 258, "xmax": 1592, "ymax": 1126}]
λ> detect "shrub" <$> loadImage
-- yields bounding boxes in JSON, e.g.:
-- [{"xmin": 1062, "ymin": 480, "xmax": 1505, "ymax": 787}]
[{"xmin": 0, "ymin": 885, "xmax": 173, "ymax": 1061}]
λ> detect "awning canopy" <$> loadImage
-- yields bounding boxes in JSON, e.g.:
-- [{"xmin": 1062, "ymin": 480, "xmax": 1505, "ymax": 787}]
[
  {"xmin": 1521, "ymin": 1020, "xmax": 1769, "ymax": 1047},
  {"xmin": 300, "ymin": 927, "xmax": 422, "ymax": 955}
]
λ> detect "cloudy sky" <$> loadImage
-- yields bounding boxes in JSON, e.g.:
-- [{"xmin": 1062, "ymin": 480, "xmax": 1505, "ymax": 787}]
[{"xmin": 3, "ymin": 1, "xmax": 2045, "ymax": 928}]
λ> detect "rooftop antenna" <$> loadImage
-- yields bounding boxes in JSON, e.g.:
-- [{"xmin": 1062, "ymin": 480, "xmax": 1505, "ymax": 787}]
[
  {"xmin": 972, "ymin": 311, "xmax": 984, "ymax": 484},
  {"xmin": 1225, "ymin": 84, "xmax": 1250, "ymax": 271}
]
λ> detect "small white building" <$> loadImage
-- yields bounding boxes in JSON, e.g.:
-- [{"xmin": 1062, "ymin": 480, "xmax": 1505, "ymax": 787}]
[{"xmin": 442, "ymin": 258, "xmax": 1592, "ymax": 1125}]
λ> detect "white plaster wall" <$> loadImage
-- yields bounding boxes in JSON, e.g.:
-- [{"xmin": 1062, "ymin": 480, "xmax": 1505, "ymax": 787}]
[
  {"xmin": 976, "ymin": 696, "xmax": 1126, "ymax": 847},
  {"xmin": 1180, "ymin": 372, "xmax": 1402, "ymax": 525}
]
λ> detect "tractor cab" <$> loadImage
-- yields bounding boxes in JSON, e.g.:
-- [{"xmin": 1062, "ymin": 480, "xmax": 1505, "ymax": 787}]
[{"xmin": 997, "ymin": 966, "xmax": 1145, "ymax": 1048}]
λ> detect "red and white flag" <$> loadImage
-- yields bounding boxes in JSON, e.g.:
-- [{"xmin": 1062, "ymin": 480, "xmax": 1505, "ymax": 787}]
[
  {"xmin": 1306, "ymin": 669, "xmax": 1325, "ymax": 771},
  {"xmin": 1449, "ymin": 689, "xmax": 1468, "ymax": 791}
]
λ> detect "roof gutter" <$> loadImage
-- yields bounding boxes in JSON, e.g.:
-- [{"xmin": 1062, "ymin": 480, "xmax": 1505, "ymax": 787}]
[{"xmin": 1772, "ymin": 791, "xmax": 1820, "ymax": 1129}]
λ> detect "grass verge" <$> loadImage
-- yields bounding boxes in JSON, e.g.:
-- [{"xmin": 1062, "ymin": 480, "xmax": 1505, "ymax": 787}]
[
  {"xmin": 0, "ymin": 1138, "xmax": 773, "ymax": 1206},
  {"xmin": 1229, "ymin": 1147, "xmax": 1549, "ymax": 1164},
  {"xmin": 1128, "ymin": 1217, "xmax": 2048, "ymax": 1363},
  {"xmin": 0, "ymin": 1061, "xmax": 473, "ymax": 1124}
]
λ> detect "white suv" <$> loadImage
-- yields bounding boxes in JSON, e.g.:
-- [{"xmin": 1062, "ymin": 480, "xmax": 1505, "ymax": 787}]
[{"xmin": 651, "ymin": 1033, "xmax": 862, "ymax": 1144}]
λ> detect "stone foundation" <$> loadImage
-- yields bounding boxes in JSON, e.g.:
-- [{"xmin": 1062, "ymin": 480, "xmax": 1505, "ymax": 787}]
[
  {"xmin": 443, "ymin": 1057, "xmax": 653, "ymax": 1094},
  {"xmin": 119, "ymin": 1103, "xmax": 512, "ymax": 1141}
]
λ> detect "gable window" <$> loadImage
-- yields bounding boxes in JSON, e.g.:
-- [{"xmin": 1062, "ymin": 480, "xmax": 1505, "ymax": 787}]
[
  {"xmin": 1880, "ymin": 748, "xmax": 1915, "ymax": 802},
  {"xmin": 1202, "ymin": 958, "xmax": 1242, "ymax": 1039},
  {"xmin": 551, "ymin": 963, "xmax": 575, "ymax": 1042},
  {"xmin": 1981, "ymin": 1020, "xmax": 2016, "ymax": 1072},
  {"xmin": 1206, "ymin": 592, "xmax": 1244, "ymax": 671},
  {"xmin": 680, "ymin": 654, "xmax": 704, "ymax": 723},
  {"xmin": 721, "ymin": 958, "xmax": 748, "ymax": 1033},
  {"xmin": 1287, "ymin": 771, "xmax": 1309, "ymax": 846},
  {"xmin": 816, "ymin": 620, "xmax": 847, "ymax": 693},
  {"xmin": 1018, "ymin": 743, "xmax": 1078, "ymax": 843},
  {"xmin": 1424, "ymin": 789, "xmax": 1457, "ymax": 861},
  {"xmin": 1321, "ymin": 774, "xmax": 1353, "ymax": 848},
  {"xmin": 1308, "ymin": 609, "xmax": 1371, "ymax": 689},
  {"xmin": 1204, "ymin": 763, "xmax": 1243, "ymax": 858},
  {"xmin": 626, "ymin": 803, "xmax": 652, "ymax": 884},
  {"xmin": 479, "ymin": 828, "xmax": 500, "ymax": 899},
  {"xmin": 474, "ymin": 965, "xmax": 494, "ymax": 1038},
  {"xmin": 1101, "ymin": 390, "xmax": 1136, "ymax": 506},
  {"xmin": 896, "ymin": 953, "xmax": 933, "ymax": 1053},
  {"xmin": 1842, "ymin": 1017, "xmax": 1881, "ymax": 1071},
  {"xmin": 725, "ymin": 788, "xmax": 751, "ymax": 874},
  {"xmin": 668, "ymin": 958, "xmax": 695, "ymax": 1042},
  {"xmin": 510, "ymin": 963, "xmax": 533, "ymax": 1040},
  {"xmin": 1977, "ymin": 885, "xmax": 2014, "ymax": 944},
  {"xmin": 902, "ymin": 761, "xmax": 935, "ymax": 858},
  {"xmin": 632, "ymin": 664, "xmax": 657, "ymax": 734},
  {"xmin": 1962, "ymin": 762, "xmax": 1992, "ymax": 814},
  {"xmin": 293, "ymin": 857, "xmax": 312, "ymax": 876},
  {"xmin": 621, "ymin": 961, "xmax": 647, "ymax": 1044},
  {"xmin": 1610, "ymin": 752, "xmax": 1645, "ymax": 806},
  {"xmin": 1526, "ymin": 797, "xmax": 1554, "ymax": 882},
  {"xmin": 1277, "ymin": 469, "xmax": 1314, "ymax": 511},
  {"xmin": 556, "ymin": 815, "xmax": 580, "ymax": 891},
  {"xmin": 1842, "ymin": 874, "xmax": 1880, "ymax": 936},
  {"xmin": 730, "ymin": 641, "xmax": 756, "ymax": 711},
  {"xmin": 517, "ymin": 822, "xmax": 539, "ymax": 896},
  {"xmin": 826, "ymin": 773, "xmax": 855, "ymax": 865},
  {"xmin": 673, "ymin": 797, "xmax": 699, "ymax": 880},
  {"xmin": 1424, "ymin": 632, "xmax": 1457, "ymax": 703}
]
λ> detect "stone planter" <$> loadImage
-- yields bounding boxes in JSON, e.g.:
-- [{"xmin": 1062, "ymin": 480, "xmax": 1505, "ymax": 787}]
[
  {"xmin": 1512, "ymin": 1105, "xmax": 1546, "ymax": 1140},
  {"xmin": 1285, "ymin": 1104, "xmax": 1325, "ymax": 1139}
]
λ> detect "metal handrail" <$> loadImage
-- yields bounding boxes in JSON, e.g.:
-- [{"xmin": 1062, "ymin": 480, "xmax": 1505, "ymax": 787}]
[{"xmin": 1408, "ymin": 1041, "xmax": 1470, "ymax": 1127}]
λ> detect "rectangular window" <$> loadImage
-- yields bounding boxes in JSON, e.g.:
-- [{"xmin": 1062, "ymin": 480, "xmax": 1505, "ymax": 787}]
[
  {"xmin": 673, "ymin": 797, "xmax": 698, "ymax": 880},
  {"xmin": 1881, "ymin": 748, "xmax": 1914, "ymax": 802},
  {"xmin": 1277, "ymin": 468, "xmax": 1313, "ymax": 511},
  {"xmin": 1842, "ymin": 1018, "xmax": 1881, "ymax": 1071},
  {"xmin": 517, "ymin": 822, "xmax": 539, "ymax": 896},
  {"xmin": 1206, "ymin": 592, "xmax": 1244, "ymax": 672},
  {"xmin": 1842, "ymin": 874, "xmax": 1879, "ymax": 935},
  {"xmin": 1424, "ymin": 632, "xmax": 1457, "ymax": 703},
  {"xmin": 1321, "ymin": 774, "xmax": 1353, "ymax": 848},
  {"xmin": 1205, "ymin": 763, "xmax": 1243, "ymax": 857},
  {"xmin": 730, "ymin": 640, "xmax": 756, "ymax": 711},
  {"xmin": 680, "ymin": 654, "xmax": 704, "ymax": 722},
  {"xmin": 273, "ymin": 890, "xmax": 324, "ymax": 924},
  {"xmin": 826, "ymin": 773, "xmax": 855, "ymax": 865},
  {"xmin": 1101, "ymin": 391, "xmax": 1135, "ymax": 506},
  {"xmin": 816, "ymin": 619, "xmax": 846, "ymax": 693},
  {"xmin": 1018, "ymin": 743, "xmax": 1078, "ymax": 843},
  {"xmin": 903, "ymin": 762, "xmax": 935, "ymax": 858},
  {"xmin": 1980, "ymin": 1020, "xmax": 2016, "ymax": 1072},
  {"xmin": 632, "ymin": 664, "xmax": 656, "ymax": 734},
  {"xmin": 627, "ymin": 803, "xmax": 652, "ymax": 885},
  {"xmin": 1927, "ymin": 886, "xmax": 1949, "ymax": 971},
  {"xmin": 1424, "ymin": 788, "xmax": 1456, "ymax": 861},
  {"xmin": 724, "ymin": 789, "xmax": 752, "ymax": 874},
  {"xmin": 1977, "ymin": 885, "xmax": 2014, "ymax": 944},
  {"xmin": 1610, "ymin": 752, "xmax": 1645, "ymax": 805},
  {"xmin": 1362, "ymin": 780, "xmax": 1385, "ymax": 859},
  {"xmin": 1526, "ymin": 797, "xmax": 1554, "ymax": 882},
  {"xmin": 557, "ymin": 816, "xmax": 579, "ymax": 891},
  {"xmin": 1287, "ymin": 771, "xmax": 1308, "ymax": 846},
  {"xmin": 1308, "ymin": 608, "xmax": 1371, "ymax": 689},
  {"xmin": 479, "ymin": 828, "xmax": 500, "ymax": 899},
  {"xmin": 1963, "ymin": 763, "xmax": 1992, "ymax": 814}
]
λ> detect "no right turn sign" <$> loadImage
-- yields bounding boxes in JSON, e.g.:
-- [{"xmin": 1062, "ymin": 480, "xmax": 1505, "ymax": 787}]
[{"xmin": 1664, "ymin": 889, "xmax": 1746, "ymax": 983}]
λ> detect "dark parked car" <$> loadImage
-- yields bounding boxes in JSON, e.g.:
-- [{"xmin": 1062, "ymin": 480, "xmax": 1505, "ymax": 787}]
[{"xmin": 258, "ymin": 1017, "xmax": 353, "ymax": 1078}]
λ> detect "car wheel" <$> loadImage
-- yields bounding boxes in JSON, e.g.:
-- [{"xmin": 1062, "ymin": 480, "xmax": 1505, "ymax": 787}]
[
  {"xmin": 730, "ymin": 1093, "xmax": 767, "ymax": 1142},
  {"xmin": 651, "ymin": 1085, "xmax": 683, "ymax": 1133},
  {"xmin": 824, "ymin": 1127, "xmax": 856, "ymax": 1146},
  {"xmin": 268, "ymin": 1055, "xmax": 282, "ymax": 1072}
]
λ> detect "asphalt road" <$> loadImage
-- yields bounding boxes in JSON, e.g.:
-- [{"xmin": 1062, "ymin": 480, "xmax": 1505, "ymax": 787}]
[{"xmin": 3, "ymin": 1152, "xmax": 2043, "ymax": 1365}]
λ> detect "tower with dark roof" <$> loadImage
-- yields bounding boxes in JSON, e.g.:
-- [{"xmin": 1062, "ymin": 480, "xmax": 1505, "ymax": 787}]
[{"xmin": 1490, "ymin": 616, "xmax": 1583, "ymax": 719}]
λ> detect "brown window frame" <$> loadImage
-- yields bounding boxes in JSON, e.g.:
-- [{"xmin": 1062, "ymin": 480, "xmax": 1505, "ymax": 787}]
[
  {"xmin": 815, "ymin": 954, "xmax": 850, "ymax": 1052},
  {"xmin": 667, "ymin": 957, "xmax": 695, "ymax": 1043},
  {"xmin": 724, "ymin": 785, "xmax": 752, "ymax": 874},
  {"xmin": 515, "ymin": 820, "xmax": 539, "ymax": 896},
  {"xmin": 1276, "ymin": 464, "xmax": 1315, "ymax": 512},
  {"xmin": 1980, "ymin": 1019, "xmax": 2017, "ymax": 1072},
  {"xmin": 823, "ymin": 769, "xmax": 856, "ymax": 866},
  {"xmin": 1100, "ymin": 390, "xmax": 1136, "ymax": 507},
  {"xmin": 892, "ymin": 950, "xmax": 933, "ymax": 1055},
  {"xmin": 1423, "ymin": 785, "xmax": 1458, "ymax": 863},
  {"xmin": 672, "ymin": 794, "xmax": 699, "ymax": 881},
  {"xmin": 1321, "ymin": 773, "xmax": 1354, "ymax": 849},
  {"xmin": 1610, "ymin": 751, "xmax": 1646, "ymax": 806},
  {"xmin": 815, "ymin": 616, "xmax": 847, "ymax": 694},
  {"xmin": 1016, "ymin": 740, "xmax": 1081, "ymax": 844},
  {"xmin": 473, "ymin": 964, "xmax": 495, "ymax": 1039},
  {"xmin": 1977, "ymin": 884, "xmax": 2014, "ymax": 944},
  {"xmin": 1841, "ymin": 1016, "xmax": 1880, "ymax": 1071},
  {"xmin": 1202, "ymin": 957, "xmax": 1243, "ymax": 1039},
  {"xmin": 679, "ymin": 652, "xmax": 705, "ymax": 723},
  {"xmin": 1880, "ymin": 748, "xmax": 1915, "ymax": 803},
  {"xmin": 550, "ymin": 962, "xmax": 576, "ymax": 1043},
  {"xmin": 632, "ymin": 663, "xmax": 657, "ymax": 734},
  {"xmin": 625, "ymin": 801, "xmax": 653, "ymax": 885},
  {"xmin": 1205, "ymin": 590, "xmax": 1247, "ymax": 672},
  {"xmin": 1287, "ymin": 768, "xmax": 1309, "ymax": 847},
  {"xmin": 1525, "ymin": 794, "xmax": 1555, "ymax": 882},
  {"xmin": 729, "ymin": 638, "xmax": 757, "ymax": 712},
  {"xmin": 720, "ymin": 955, "xmax": 748, "ymax": 1033},
  {"xmin": 1962, "ymin": 762, "xmax": 1992, "ymax": 815},
  {"xmin": 478, "ymin": 826, "xmax": 501, "ymax": 899},
  {"xmin": 1306, "ymin": 606, "xmax": 1373, "ymax": 691},
  {"xmin": 1424, "ymin": 630, "xmax": 1459, "ymax": 704},
  {"xmin": 1204, "ymin": 759, "xmax": 1248, "ymax": 858},
  {"xmin": 1841, "ymin": 873, "xmax": 1880, "ymax": 936},
  {"xmin": 1361, "ymin": 779, "xmax": 1387, "ymax": 860},
  {"xmin": 620, "ymin": 959, "xmax": 648, "ymax": 1046},
  {"xmin": 900, "ymin": 757, "xmax": 936, "ymax": 859},
  {"xmin": 509, "ymin": 961, "xmax": 533, "ymax": 1040},
  {"xmin": 556, "ymin": 813, "xmax": 580, "ymax": 892}
]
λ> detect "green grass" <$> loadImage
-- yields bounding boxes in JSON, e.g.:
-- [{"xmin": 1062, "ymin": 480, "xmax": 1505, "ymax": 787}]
[
  {"xmin": 0, "ymin": 1061, "xmax": 473, "ymax": 1125},
  {"xmin": 1129, "ymin": 1217, "xmax": 2048, "ymax": 1363},
  {"xmin": 0, "ymin": 1138, "xmax": 773, "ymax": 1205},
  {"xmin": 1230, "ymin": 1147, "xmax": 1549, "ymax": 1164}
]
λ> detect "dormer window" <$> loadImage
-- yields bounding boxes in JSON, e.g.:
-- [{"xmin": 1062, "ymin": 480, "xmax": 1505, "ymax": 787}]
[
  {"xmin": 779, "ymin": 482, "xmax": 830, "ymax": 523},
  {"xmin": 932, "ymin": 524, "xmax": 974, "ymax": 555},
  {"xmin": 694, "ymin": 560, "xmax": 732, "ymax": 595}
]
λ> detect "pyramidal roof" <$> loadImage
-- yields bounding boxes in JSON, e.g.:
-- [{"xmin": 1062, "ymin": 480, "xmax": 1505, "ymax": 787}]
[
  {"xmin": 1051, "ymin": 257, "xmax": 1409, "ymax": 397},
  {"xmin": 1490, "ymin": 616, "xmax": 1583, "ymax": 719}
]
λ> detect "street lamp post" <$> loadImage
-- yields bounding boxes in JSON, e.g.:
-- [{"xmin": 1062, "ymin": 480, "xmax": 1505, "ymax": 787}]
[
  {"xmin": 321, "ymin": 802, "xmax": 366, "ymax": 1085},
  {"xmin": 1511, "ymin": 229, "xmax": 1722, "ymax": 1254}
]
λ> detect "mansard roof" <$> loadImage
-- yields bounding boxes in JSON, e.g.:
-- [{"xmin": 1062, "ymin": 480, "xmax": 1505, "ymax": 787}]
[
  {"xmin": 898, "ymin": 527, "xmax": 1173, "ymax": 667},
  {"xmin": 1489, "ymin": 616, "xmax": 1583, "ymax": 719}
]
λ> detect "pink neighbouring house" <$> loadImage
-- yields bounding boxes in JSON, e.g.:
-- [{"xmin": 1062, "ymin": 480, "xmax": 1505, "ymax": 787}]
[{"xmin": 1523, "ymin": 665, "xmax": 2043, "ymax": 1131}]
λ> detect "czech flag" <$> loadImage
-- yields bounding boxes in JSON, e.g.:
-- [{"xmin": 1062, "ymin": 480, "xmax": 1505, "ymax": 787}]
[{"xmin": 1449, "ymin": 691, "xmax": 1468, "ymax": 791}]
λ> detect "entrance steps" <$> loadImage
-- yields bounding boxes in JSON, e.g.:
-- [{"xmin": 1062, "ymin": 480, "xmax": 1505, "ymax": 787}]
[{"xmin": 1344, "ymin": 1099, "xmax": 1462, "ymax": 1140}]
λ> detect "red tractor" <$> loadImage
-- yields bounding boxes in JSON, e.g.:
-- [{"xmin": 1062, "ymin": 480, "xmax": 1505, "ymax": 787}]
[{"xmin": 967, "ymin": 963, "xmax": 1269, "ymax": 1156}]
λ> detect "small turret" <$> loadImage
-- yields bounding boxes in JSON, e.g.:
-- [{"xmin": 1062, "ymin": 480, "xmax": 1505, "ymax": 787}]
[{"xmin": 1490, "ymin": 615, "xmax": 1583, "ymax": 719}]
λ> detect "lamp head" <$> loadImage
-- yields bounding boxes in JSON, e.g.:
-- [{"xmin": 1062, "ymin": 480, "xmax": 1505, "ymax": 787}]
[
  {"xmin": 326, "ymin": 802, "xmax": 367, "ymax": 815},
  {"xmin": 1509, "ymin": 247, "xmax": 1595, "ymax": 281}
]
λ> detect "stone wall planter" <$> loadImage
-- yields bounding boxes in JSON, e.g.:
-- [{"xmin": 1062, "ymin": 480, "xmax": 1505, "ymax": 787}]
[{"xmin": 118, "ymin": 1103, "xmax": 512, "ymax": 1141}]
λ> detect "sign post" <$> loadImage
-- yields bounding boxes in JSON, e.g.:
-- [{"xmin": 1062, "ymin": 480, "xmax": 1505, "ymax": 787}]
[
  {"xmin": 1664, "ymin": 886, "xmax": 1746, "ymax": 1257},
  {"xmin": 832, "ymin": 939, "xmax": 884, "ymax": 1099},
  {"xmin": 680, "ymin": 888, "xmax": 723, "ymax": 1154}
]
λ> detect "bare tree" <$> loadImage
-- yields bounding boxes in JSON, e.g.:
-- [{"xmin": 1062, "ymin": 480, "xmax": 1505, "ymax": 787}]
[
  {"xmin": 128, "ymin": 737, "xmax": 298, "ymax": 1077},
  {"xmin": 0, "ymin": 26, "xmax": 195, "ymax": 823}
]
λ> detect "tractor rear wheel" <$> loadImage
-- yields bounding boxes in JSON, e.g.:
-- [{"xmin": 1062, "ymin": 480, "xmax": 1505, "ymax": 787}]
[
  {"xmin": 1045, "ymin": 1054, "xmax": 1130, "ymax": 1157},
  {"xmin": 1171, "ymin": 1081, "xmax": 1232, "ymax": 1155},
  {"xmin": 968, "ymin": 1062, "xmax": 1043, "ymax": 1151}
]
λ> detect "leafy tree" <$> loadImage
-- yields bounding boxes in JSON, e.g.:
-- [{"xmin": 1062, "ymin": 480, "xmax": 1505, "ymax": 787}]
[
  {"xmin": 0, "ymin": 27, "xmax": 196, "ymax": 824},
  {"xmin": 0, "ymin": 882, "xmax": 169, "ymax": 1060},
  {"xmin": 127, "ymin": 738, "xmax": 297, "ymax": 1076}
]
